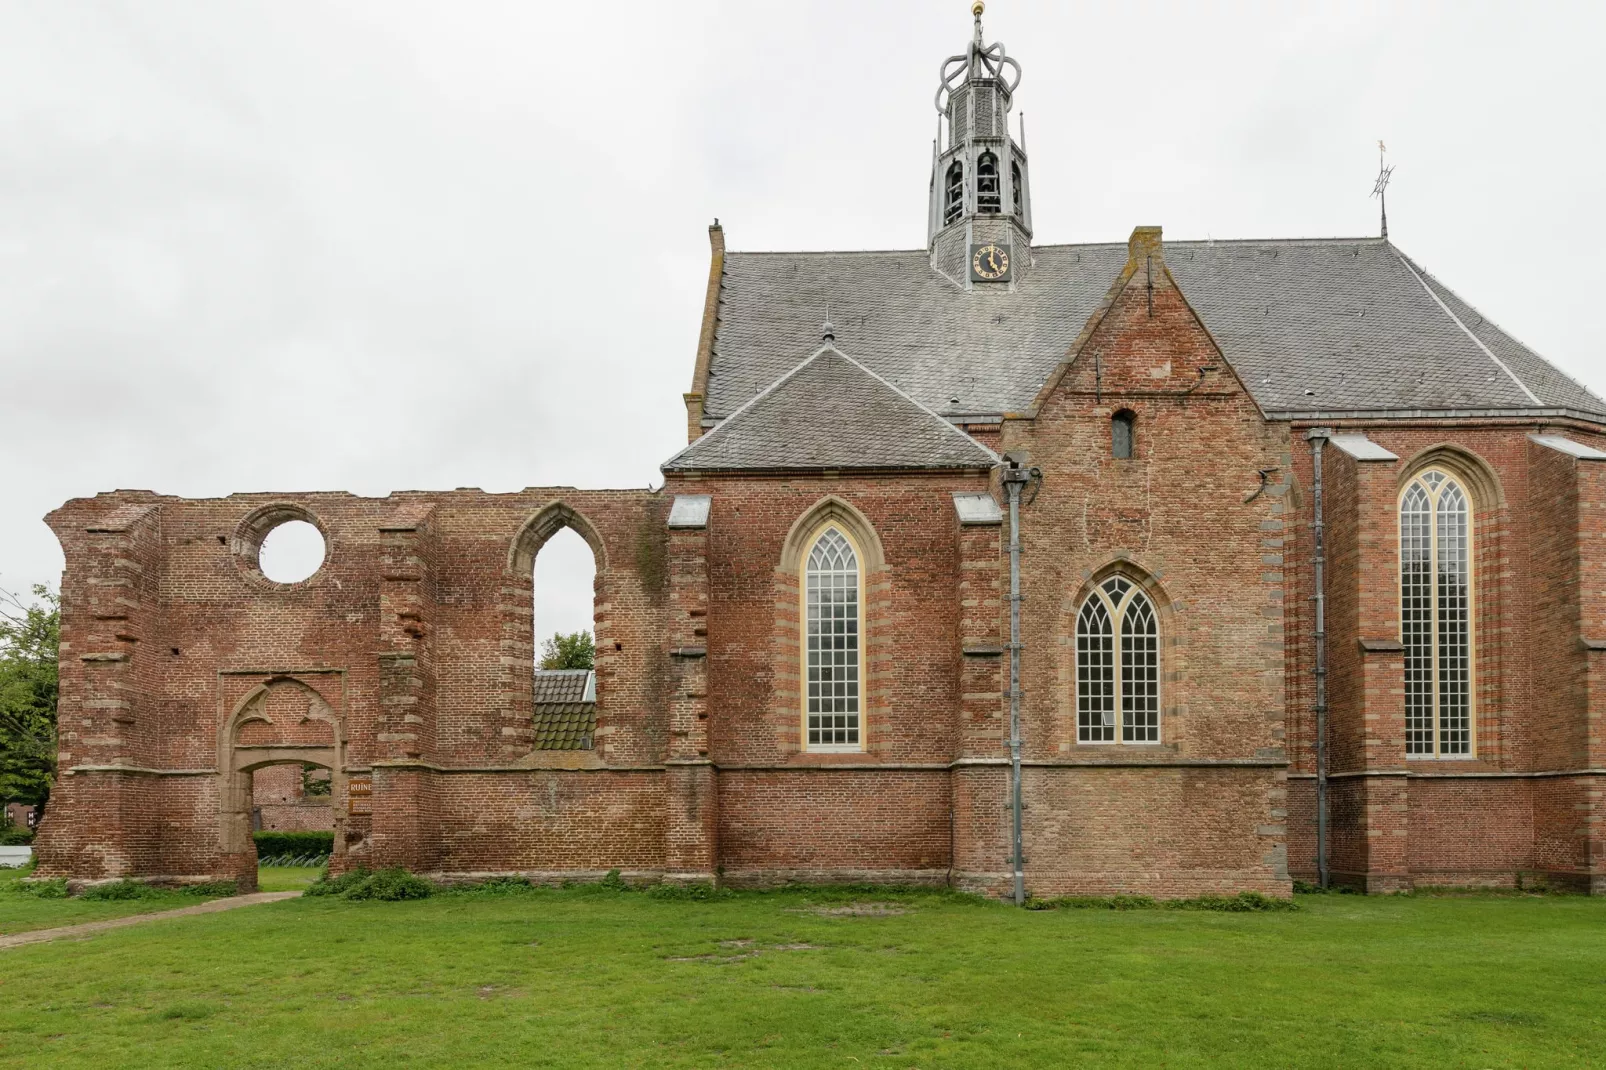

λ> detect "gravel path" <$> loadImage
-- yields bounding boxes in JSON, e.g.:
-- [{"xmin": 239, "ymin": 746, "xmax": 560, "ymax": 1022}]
[{"xmin": 0, "ymin": 891, "xmax": 301, "ymax": 949}]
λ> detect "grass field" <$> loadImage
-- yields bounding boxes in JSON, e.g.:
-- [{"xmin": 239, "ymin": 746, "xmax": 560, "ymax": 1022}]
[
  {"xmin": 2, "ymin": 872, "xmax": 1604, "ymax": 1068},
  {"xmin": 0, "ymin": 863, "xmax": 230, "ymax": 936}
]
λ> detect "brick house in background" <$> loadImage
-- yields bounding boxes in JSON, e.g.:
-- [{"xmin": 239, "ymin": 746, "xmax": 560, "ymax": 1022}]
[
  {"xmin": 33, "ymin": 7, "xmax": 1606, "ymax": 895},
  {"xmin": 251, "ymin": 763, "xmax": 333, "ymax": 834}
]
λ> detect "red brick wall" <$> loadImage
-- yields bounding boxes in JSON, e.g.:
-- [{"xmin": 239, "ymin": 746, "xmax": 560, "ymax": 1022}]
[
  {"xmin": 990, "ymin": 234, "xmax": 1292, "ymax": 896},
  {"xmin": 1285, "ymin": 425, "xmax": 1606, "ymax": 889}
]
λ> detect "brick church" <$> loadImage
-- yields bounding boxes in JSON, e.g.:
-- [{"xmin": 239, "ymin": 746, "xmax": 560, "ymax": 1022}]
[{"xmin": 35, "ymin": 6, "xmax": 1606, "ymax": 897}]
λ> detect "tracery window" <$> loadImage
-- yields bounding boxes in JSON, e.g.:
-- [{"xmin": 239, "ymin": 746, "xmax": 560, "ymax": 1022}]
[
  {"xmin": 805, "ymin": 526, "xmax": 861, "ymax": 750},
  {"xmin": 976, "ymin": 152, "xmax": 1001, "ymax": 214},
  {"xmin": 944, "ymin": 160, "xmax": 965, "ymax": 226},
  {"xmin": 1400, "ymin": 469, "xmax": 1474, "ymax": 757},
  {"xmin": 1076, "ymin": 576, "xmax": 1160, "ymax": 744}
]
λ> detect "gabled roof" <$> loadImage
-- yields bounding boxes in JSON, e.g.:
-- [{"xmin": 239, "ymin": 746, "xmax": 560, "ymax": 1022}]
[
  {"xmin": 663, "ymin": 343, "xmax": 1001, "ymax": 472},
  {"xmin": 701, "ymin": 239, "xmax": 1605, "ymax": 423},
  {"xmin": 532, "ymin": 669, "xmax": 593, "ymax": 705},
  {"xmin": 532, "ymin": 669, "xmax": 595, "ymax": 751}
]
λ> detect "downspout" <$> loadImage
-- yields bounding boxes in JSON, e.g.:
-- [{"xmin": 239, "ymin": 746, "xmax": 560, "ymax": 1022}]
[
  {"xmin": 1305, "ymin": 427, "xmax": 1332, "ymax": 890},
  {"xmin": 1001, "ymin": 459, "xmax": 1034, "ymax": 906}
]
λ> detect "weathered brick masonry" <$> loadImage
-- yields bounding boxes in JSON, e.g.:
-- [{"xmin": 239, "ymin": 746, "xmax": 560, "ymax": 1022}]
[{"xmin": 32, "ymin": 8, "xmax": 1606, "ymax": 896}]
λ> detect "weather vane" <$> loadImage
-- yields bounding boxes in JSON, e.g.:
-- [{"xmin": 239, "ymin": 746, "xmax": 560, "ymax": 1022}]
[{"xmin": 1371, "ymin": 139, "xmax": 1395, "ymax": 240}]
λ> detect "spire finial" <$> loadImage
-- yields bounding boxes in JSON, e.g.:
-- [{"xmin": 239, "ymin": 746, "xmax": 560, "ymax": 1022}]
[
  {"xmin": 1371, "ymin": 139, "xmax": 1394, "ymax": 241},
  {"xmin": 972, "ymin": 2, "xmax": 985, "ymax": 46},
  {"xmin": 822, "ymin": 303, "xmax": 835, "ymax": 343}
]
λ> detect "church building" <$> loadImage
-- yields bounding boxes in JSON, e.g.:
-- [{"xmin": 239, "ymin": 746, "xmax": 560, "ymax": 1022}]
[{"xmin": 34, "ymin": 6, "xmax": 1606, "ymax": 897}]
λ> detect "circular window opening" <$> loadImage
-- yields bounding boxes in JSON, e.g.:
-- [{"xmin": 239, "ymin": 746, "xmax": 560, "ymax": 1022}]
[{"xmin": 258, "ymin": 520, "xmax": 326, "ymax": 584}]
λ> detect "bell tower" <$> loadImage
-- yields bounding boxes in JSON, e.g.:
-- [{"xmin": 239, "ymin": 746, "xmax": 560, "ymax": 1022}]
[{"xmin": 928, "ymin": 2, "xmax": 1033, "ymax": 289}]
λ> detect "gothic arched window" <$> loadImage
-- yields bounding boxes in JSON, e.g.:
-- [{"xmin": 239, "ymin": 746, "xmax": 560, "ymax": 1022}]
[
  {"xmin": 1010, "ymin": 160, "xmax": 1023, "ymax": 216},
  {"xmin": 1076, "ymin": 576, "xmax": 1160, "ymax": 744},
  {"xmin": 976, "ymin": 152, "xmax": 1001, "ymax": 214},
  {"xmin": 805, "ymin": 526, "xmax": 862, "ymax": 750},
  {"xmin": 944, "ymin": 160, "xmax": 965, "ymax": 226},
  {"xmin": 1400, "ymin": 469, "xmax": 1474, "ymax": 757},
  {"xmin": 1112, "ymin": 410, "xmax": 1136, "ymax": 459}
]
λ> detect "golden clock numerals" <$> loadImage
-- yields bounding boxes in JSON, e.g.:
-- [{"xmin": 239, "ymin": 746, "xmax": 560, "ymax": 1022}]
[{"xmin": 972, "ymin": 244, "xmax": 1009, "ymax": 280}]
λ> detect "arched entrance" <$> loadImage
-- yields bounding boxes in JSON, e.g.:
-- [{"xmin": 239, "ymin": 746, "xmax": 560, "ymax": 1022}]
[{"xmin": 218, "ymin": 678, "xmax": 346, "ymax": 892}]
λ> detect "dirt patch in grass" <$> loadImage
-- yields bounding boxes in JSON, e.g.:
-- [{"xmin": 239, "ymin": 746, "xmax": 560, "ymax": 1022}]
[
  {"xmin": 666, "ymin": 940, "xmax": 824, "ymax": 964},
  {"xmin": 797, "ymin": 901, "xmax": 911, "ymax": 917}
]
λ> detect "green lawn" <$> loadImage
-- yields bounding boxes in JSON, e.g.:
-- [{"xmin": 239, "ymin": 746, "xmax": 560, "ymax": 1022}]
[
  {"xmin": 0, "ymin": 864, "xmax": 230, "ymax": 937},
  {"xmin": 1, "ymin": 878, "xmax": 1603, "ymax": 1068}
]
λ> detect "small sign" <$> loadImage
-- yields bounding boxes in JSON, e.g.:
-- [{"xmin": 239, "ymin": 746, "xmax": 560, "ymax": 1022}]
[{"xmin": 347, "ymin": 776, "xmax": 372, "ymax": 816}]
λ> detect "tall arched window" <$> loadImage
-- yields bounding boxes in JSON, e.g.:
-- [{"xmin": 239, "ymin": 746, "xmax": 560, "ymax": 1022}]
[
  {"xmin": 1400, "ymin": 469, "xmax": 1474, "ymax": 757},
  {"xmin": 1111, "ymin": 410, "xmax": 1136, "ymax": 459},
  {"xmin": 1010, "ymin": 161, "xmax": 1023, "ymax": 216},
  {"xmin": 805, "ymin": 526, "xmax": 862, "ymax": 750},
  {"xmin": 1076, "ymin": 576, "xmax": 1160, "ymax": 744},
  {"xmin": 944, "ymin": 160, "xmax": 965, "ymax": 226},
  {"xmin": 976, "ymin": 152, "xmax": 1001, "ymax": 214}
]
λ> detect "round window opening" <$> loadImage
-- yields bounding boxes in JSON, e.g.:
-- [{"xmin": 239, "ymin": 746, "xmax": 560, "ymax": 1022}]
[{"xmin": 258, "ymin": 520, "xmax": 326, "ymax": 584}]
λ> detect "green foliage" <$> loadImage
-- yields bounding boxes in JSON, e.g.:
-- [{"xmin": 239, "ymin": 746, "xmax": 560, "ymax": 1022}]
[
  {"xmin": 539, "ymin": 630, "xmax": 595, "ymax": 670},
  {"xmin": 0, "ymin": 822, "xmax": 33, "ymax": 845},
  {"xmin": 1029, "ymin": 890, "xmax": 1297, "ymax": 913},
  {"xmin": 15, "ymin": 876, "xmax": 67, "ymax": 899},
  {"xmin": 182, "ymin": 880, "xmax": 239, "ymax": 897},
  {"xmin": 0, "ymin": 586, "xmax": 59, "ymax": 809},
  {"xmin": 304, "ymin": 866, "xmax": 435, "ymax": 901},
  {"xmin": 252, "ymin": 830, "xmax": 334, "ymax": 860},
  {"xmin": 301, "ymin": 763, "xmax": 332, "ymax": 797},
  {"xmin": 79, "ymin": 879, "xmax": 164, "ymax": 901},
  {"xmin": 598, "ymin": 867, "xmax": 627, "ymax": 891},
  {"xmin": 645, "ymin": 881, "xmax": 732, "ymax": 902}
]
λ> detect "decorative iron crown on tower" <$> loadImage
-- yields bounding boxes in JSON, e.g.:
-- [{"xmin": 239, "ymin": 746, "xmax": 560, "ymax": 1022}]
[{"xmin": 928, "ymin": 2, "xmax": 1033, "ymax": 290}]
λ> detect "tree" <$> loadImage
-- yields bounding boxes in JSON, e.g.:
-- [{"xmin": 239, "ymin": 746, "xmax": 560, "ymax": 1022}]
[
  {"xmin": 539, "ymin": 630, "xmax": 595, "ymax": 670},
  {"xmin": 0, "ymin": 586, "xmax": 59, "ymax": 812}
]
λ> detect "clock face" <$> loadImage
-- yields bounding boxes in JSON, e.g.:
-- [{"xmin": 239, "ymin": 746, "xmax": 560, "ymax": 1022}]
[{"xmin": 970, "ymin": 242, "xmax": 1011, "ymax": 282}]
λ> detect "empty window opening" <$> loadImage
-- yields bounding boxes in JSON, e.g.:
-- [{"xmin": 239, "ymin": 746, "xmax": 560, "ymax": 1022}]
[
  {"xmin": 258, "ymin": 520, "xmax": 325, "ymax": 584},
  {"xmin": 532, "ymin": 525, "xmax": 598, "ymax": 750},
  {"xmin": 1011, "ymin": 161, "xmax": 1023, "ymax": 215},
  {"xmin": 976, "ymin": 152, "xmax": 1001, "ymax": 214},
  {"xmin": 1111, "ymin": 411, "xmax": 1136, "ymax": 459},
  {"xmin": 1076, "ymin": 576, "xmax": 1161, "ymax": 744},
  {"xmin": 944, "ymin": 160, "xmax": 965, "ymax": 225},
  {"xmin": 805, "ymin": 526, "xmax": 862, "ymax": 751},
  {"xmin": 1400, "ymin": 470, "xmax": 1474, "ymax": 758}
]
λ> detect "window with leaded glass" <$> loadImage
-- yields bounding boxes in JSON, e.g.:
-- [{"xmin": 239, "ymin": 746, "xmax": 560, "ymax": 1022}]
[
  {"xmin": 1076, "ymin": 576, "xmax": 1160, "ymax": 744},
  {"xmin": 1400, "ymin": 469, "xmax": 1474, "ymax": 757},
  {"xmin": 805, "ymin": 527, "xmax": 861, "ymax": 750}
]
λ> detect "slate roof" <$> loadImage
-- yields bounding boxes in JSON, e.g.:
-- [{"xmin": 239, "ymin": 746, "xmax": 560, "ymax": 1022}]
[
  {"xmin": 532, "ymin": 669, "xmax": 594, "ymax": 751},
  {"xmin": 664, "ymin": 344, "xmax": 1001, "ymax": 471},
  {"xmin": 701, "ymin": 239, "xmax": 1605, "ymax": 424}
]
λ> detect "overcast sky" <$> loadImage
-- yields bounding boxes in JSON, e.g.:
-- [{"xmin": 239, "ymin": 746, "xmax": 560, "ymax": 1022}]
[{"xmin": 3, "ymin": 0, "xmax": 1603, "ymax": 636}]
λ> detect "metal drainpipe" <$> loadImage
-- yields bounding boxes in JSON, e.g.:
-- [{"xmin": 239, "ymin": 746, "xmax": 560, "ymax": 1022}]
[
  {"xmin": 1306, "ymin": 427, "xmax": 1332, "ymax": 890},
  {"xmin": 1002, "ymin": 461, "xmax": 1032, "ymax": 906}
]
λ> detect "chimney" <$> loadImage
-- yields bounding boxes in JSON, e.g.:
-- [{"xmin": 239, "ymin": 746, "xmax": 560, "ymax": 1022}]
[{"xmin": 1127, "ymin": 225, "xmax": 1163, "ymax": 267}]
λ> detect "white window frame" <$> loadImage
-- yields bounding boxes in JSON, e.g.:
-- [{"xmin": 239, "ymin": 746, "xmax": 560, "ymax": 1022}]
[
  {"xmin": 1075, "ymin": 575, "xmax": 1162, "ymax": 746},
  {"xmin": 1399, "ymin": 468, "xmax": 1477, "ymax": 760},
  {"xmin": 801, "ymin": 523, "xmax": 866, "ymax": 753}
]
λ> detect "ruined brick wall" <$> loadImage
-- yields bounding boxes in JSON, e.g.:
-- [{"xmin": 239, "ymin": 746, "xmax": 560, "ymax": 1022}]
[{"xmin": 34, "ymin": 488, "xmax": 674, "ymax": 887}]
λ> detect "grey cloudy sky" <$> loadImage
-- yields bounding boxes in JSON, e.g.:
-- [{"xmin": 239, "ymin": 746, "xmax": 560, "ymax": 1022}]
[{"xmin": 3, "ymin": 0, "xmax": 1603, "ymax": 636}]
